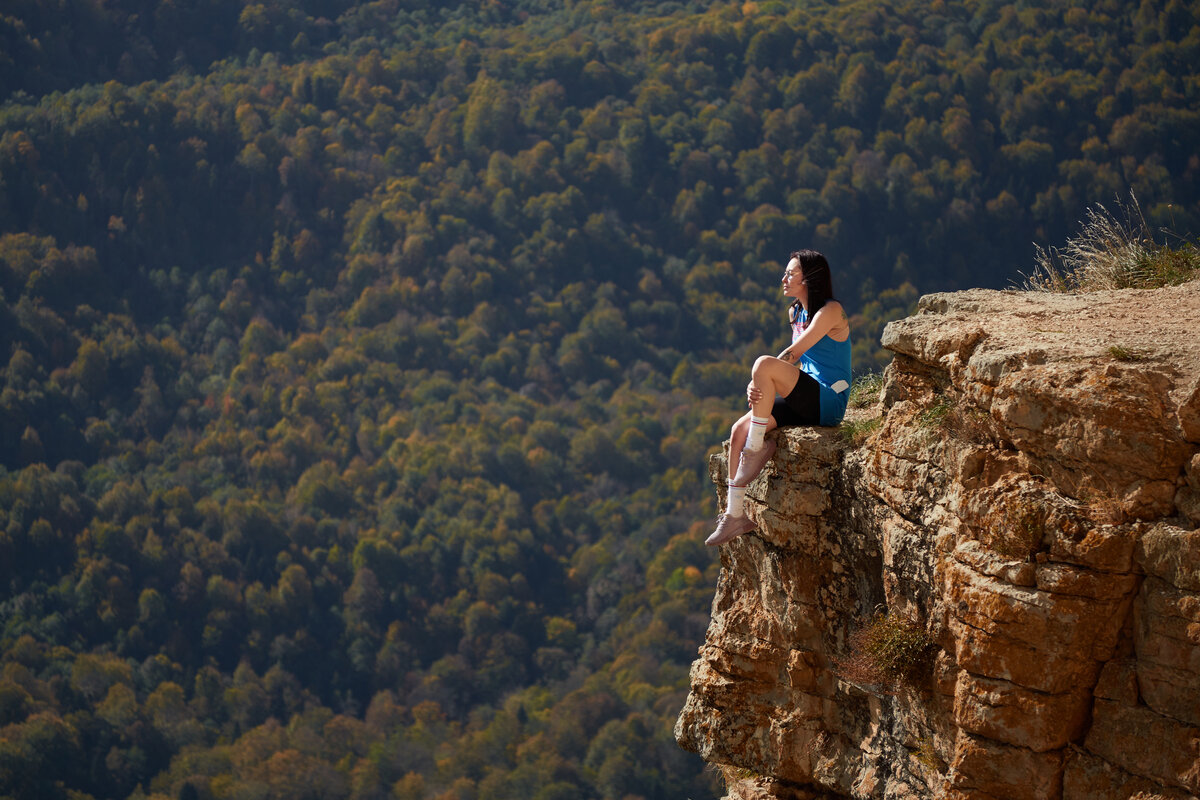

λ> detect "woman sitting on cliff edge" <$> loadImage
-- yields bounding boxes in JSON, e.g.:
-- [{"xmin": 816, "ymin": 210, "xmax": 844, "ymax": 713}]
[{"xmin": 706, "ymin": 249, "xmax": 852, "ymax": 546}]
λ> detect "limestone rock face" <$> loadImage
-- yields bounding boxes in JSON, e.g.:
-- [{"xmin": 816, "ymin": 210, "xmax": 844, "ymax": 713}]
[{"xmin": 676, "ymin": 286, "xmax": 1200, "ymax": 800}]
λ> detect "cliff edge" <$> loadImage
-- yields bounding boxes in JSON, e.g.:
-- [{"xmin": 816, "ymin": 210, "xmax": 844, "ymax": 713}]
[{"xmin": 676, "ymin": 285, "xmax": 1200, "ymax": 800}]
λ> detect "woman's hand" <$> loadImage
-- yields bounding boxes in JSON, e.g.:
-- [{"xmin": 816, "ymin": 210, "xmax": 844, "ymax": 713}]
[{"xmin": 746, "ymin": 381, "xmax": 763, "ymax": 407}]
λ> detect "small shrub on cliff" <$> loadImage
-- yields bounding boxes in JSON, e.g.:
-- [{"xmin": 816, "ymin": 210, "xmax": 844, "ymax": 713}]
[
  {"xmin": 835, "ymin": 613, "xmax": 936, "ymax": 692},
  {"xmin": 914, "ymin": 737, "xmax": 945, "ymax": 771},
  {"xmin": 1107, "ymin": 344, "xmax": 1145, "ymax": 362},
  {"xmin": 1084, "ymin": 490, "xmax": 1127, "ymax": 526},
  {"xmin": 1025, "ymin": 192, "xmax": 1200, "ymax": 292}
]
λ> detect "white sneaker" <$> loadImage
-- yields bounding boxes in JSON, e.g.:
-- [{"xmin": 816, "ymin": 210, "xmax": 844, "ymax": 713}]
[
  {"xmin": 705, "ymin": 513, "xmax": 756, "ymax": 546},
  {"xmin": 731, "ymin": 439, "xmax": 776, "ymax": 485}
]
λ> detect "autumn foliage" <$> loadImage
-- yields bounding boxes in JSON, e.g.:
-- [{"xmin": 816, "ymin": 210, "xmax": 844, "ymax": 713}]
[{"xmin": 0, "ymin": 0, "xmax": 1198, "ymax": 797}]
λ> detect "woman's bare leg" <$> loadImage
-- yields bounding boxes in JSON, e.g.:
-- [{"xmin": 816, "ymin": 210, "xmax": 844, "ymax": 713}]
[
  {"xmin": 730, "ymin": 412, "xmax": 752, "ymax": 459},
  {"xmin": 729, "ymin": 407, "xmax": 780, "ymax": 492},
  {"xmin": 710, "ymin": 409, "xmax": 780, "ymax": 546},
  {"xmin": 709, "ymin": 359, "xmax": 798, "ymax": 545},
  {"xmin": 730, "ymin": 411, "xmax": 780, "ymax": 458},
  {"xmin": 750, "ymin": 356, "xmax": 801, "ymax": 419}
]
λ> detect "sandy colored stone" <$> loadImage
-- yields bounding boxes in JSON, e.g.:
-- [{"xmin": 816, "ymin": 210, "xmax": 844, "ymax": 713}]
[
  {"xmin": 722, "ymin": 775, "xmax": 844, "ymax": 800},
  {"xmin": 1138, "ymin": 522, "xmax": 1200, "ymax": 592},
  {"xmin": 888, "ymin": 286, "xmax": 1200, "ymax": 516},
  {"xmin": 1047, "ymin": 522, "xmax": 1140, "ymax": 573},
  {"xmin": 707, "ymin": 534, "xmax": 825, "ymax": 649},
  {"xmin": 867, "ymin": 441, "xmax": 949, "ymax": 524},
  {"xmin": 944, "ymin": 559, "xmax": 1132, "ymax": 693},
  {"xmin": 1034, "ymin": 562, "xmax": 1140, "ymax": 600},
  {"xmin": 1134, "ymin": 576, "xmax": 1200, "ymax": 726},
  {"xmin": 989, "ymin": 362, "xmax": 1189, "ymax": 516},
  {"xmin": 710, "ymin": 428, "xmax": 845, "ymax": 553},
  {"xmin": 885, "ymin": 286, "xmax": 1200, "ymax": 403},
  {"xmin": 1085, "ymin": 698, "xmax": 1200, "ymax": 794},
  {"xmin": 881, "ymin": 517, "xmax": 941, "ymax": 601},
  {"xmin": 1176, "ymin": 485, "xmax": 1200, "ymax": 526},
  {"xmin": 1092, "ymin": 659, "xmax": 1139, "ymax": 704},
  {"xmin": 880, "ymin": 312, "xmax": 988, "ymax": 368},
  {"xmin": 879, "ymin": 353, "xmax": 943, "ymax": 408},
  {"xmin": 1063, "ymin": 748, "xmax": 1197, "ymax": 800},
  {"xmin": 676, "ymin": 645, "xmax": 841, "ymax": 778},
  {"xmin": 1179, "ymin": 377, "xmax": 1200, "ymax": 443},
  {"xmin": 676, "ymin": 675, "xmax": 842, "ymax": 789},
  {"xmin": 943, "ymin": 729, "xmax": 1064, "ymax": 800},
  {"xmin": 931, "ymin": 651, "xmax": 959, "ymax": 698},
  {"xmin": 952, "ymin": 540, "xmax": 1036, "ymax": 587},
  {"xmin": 1183, "ymin": 454, "xmax": 1200, "ymax": 492},
  {"xmin": 679, "ymin": 285, "xmax": 1200, "ymax": 800},
  {"xmin": 787, "ymin": 649, "xmax": 823, "ymax": 694},
  {"xmin": 953, "ymin": 671, "xmax": 1090, "ymax": 752}
]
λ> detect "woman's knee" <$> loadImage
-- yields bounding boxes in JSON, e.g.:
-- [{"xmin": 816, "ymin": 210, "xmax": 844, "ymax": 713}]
[
  {"xmin": 752, "ymin": 355, "xmax": 791, "ymax": 385},
  {"xmin": 750, "ymin": 355, "xmax": 778, "ymax": 381}
]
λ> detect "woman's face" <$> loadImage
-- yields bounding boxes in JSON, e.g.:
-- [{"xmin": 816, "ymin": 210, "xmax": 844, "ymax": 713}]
[{"xmin": 782, "ymin": 258, "xmax": 807, "ymax": 304}]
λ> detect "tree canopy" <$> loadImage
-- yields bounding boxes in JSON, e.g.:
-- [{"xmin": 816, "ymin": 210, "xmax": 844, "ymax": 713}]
[{"xmin": 1, "ymin": 0, "xmax": 1198, "ymax": 797}]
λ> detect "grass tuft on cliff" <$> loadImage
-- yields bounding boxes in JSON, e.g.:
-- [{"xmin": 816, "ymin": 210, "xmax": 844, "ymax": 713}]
[
  {"xmin": 835, "ymin": 613, "xmax": 937, "ymax": 692},
  {"xmin": 839, "ymin": 415, "xmax": 881, "ymax": 446},
  {"xmin": 840, "ymin": 373, "xmax": 886, "ymax": 446},
  {"xmin": 848, "ymin": 372, "xmax": 885, "ymax": 409},
  {"xmin": 1026, "ymin": 192, "xmax": 1200, "ymax": 292},
  {"xmin": 1108, "ymin": 344, "xmax": 1146, "ymax": 361}
]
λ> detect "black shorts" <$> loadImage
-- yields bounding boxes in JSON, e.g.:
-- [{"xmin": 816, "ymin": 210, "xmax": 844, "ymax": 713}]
[{"xmin": 771, "ymin": 370, "xmax": 821, "ymax": 428}]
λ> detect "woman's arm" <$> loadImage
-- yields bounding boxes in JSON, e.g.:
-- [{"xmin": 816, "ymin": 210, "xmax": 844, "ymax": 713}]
[{"xmin": 776, "ymin": 301, "xmax": 845, "ymax": 364}]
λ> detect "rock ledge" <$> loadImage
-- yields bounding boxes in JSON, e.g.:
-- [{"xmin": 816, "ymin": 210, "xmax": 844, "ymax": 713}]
[{"xmin": 677, "ymin": 285, "xmax": 1200, "ymax": 800}]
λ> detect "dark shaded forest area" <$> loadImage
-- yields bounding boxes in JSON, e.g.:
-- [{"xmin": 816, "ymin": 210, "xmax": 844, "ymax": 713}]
[{"xmin": 1, "ymin": 0, "xmax": 1198, "ymax": 798}]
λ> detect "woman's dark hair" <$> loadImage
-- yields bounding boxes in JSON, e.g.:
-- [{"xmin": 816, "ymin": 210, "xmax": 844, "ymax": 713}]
[{"xmin": 789, "ymin": 249, "xmax": 835, "ymax": 319}]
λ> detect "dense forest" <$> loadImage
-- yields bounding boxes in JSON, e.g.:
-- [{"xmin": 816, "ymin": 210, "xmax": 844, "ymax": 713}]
[{"xmin": 1, "ymin": 0, "xmax": 1198, "ymax": 797}]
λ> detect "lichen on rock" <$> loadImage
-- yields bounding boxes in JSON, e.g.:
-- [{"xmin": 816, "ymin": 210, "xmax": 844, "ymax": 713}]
[{"xmin": 677, "ymin": 285, "xmax": 1200, "ymax": 800}]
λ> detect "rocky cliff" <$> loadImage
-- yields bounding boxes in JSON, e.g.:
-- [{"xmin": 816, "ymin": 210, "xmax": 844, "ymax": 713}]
[{"xmin": 676, "ymin": 285, "xmax": 1200, "ymax": 800}]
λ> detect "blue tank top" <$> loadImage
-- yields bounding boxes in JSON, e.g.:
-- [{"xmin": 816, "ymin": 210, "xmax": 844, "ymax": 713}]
[{"xmin": 792, "ymin": 307, "xmax": 853, "ymax": 426}]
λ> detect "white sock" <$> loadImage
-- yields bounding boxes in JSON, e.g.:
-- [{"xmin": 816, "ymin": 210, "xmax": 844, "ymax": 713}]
[
  {"xmin": 726, "ymin": 482, "xmax": 748, "ymax": 517},
  {"xmin": 745, "ymin": 415, "xmax": 769, "ymax": 451}
]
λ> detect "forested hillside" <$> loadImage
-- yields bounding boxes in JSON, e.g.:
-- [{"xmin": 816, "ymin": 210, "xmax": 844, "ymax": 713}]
[{"xmin": 1, "ymin": 0, "xmax": 1197, "ymax": 798}]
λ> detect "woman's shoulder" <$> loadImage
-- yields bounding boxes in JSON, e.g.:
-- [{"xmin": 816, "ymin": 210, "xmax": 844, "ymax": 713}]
[
  {"xmin": 818, "ymin": 300, "xmax": 850, "ymax": 341},
  {"xmin": 816, "ymin": 299, "xmax": 846, "ymax": 318}
]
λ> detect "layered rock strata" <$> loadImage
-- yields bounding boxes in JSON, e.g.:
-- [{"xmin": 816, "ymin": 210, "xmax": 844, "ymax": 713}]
[{"xmin": 677, "ymin": 286, "xmax": 1200, "ymax": 800}]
